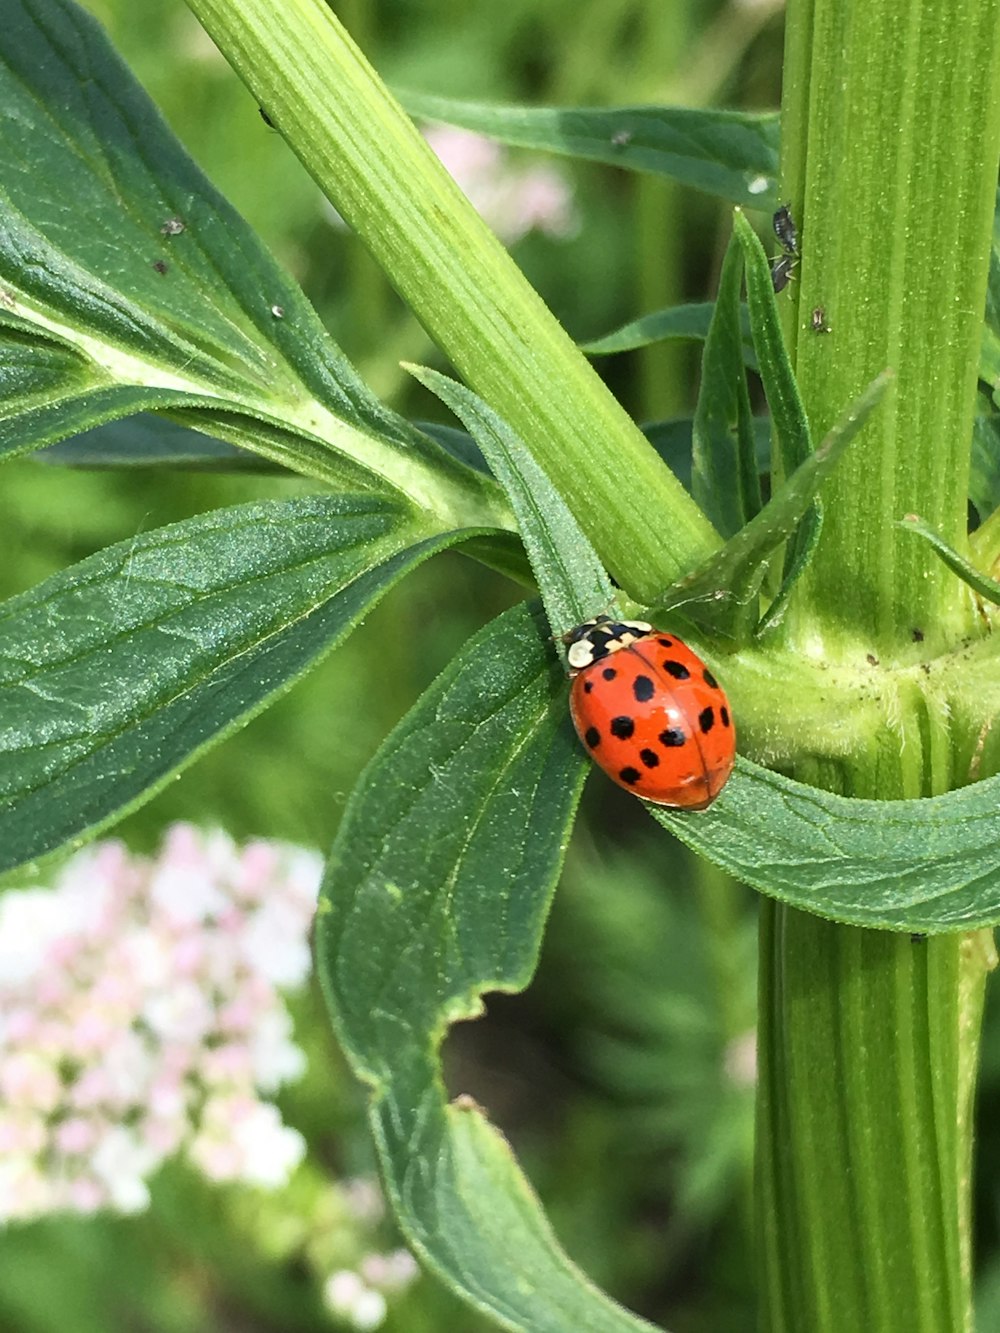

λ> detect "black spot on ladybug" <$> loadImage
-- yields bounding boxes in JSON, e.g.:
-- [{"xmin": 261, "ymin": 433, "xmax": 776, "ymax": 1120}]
[
  {"xmin": 656, "ymin": 637, "xmax": 674, "ymax": 648},
  {"xmin": 602, "ymin": 667, "xmax": 617, "ymax": 681},
  {"xmin": 699, "ymin": 707, "xmax": 715, "ymax": 733},
  {"xmin": 619, "ymin": 766, "xmax": 641, "ymax": 785},
  {"xmin": 662, "ymin": 660, "xmax": 691, "ymax": 681},
  {"xmin": 912, "ymin": 628, "xmax": 924, "ymax": 643},
  {"xmin": 610, "ymin": 716, "xmax": 635, "ymax": 740},
  {"xmin": 583, "ymin": 680, "xmax": 593, "ymax": 693},
  {"xmin": 659, "ymin": 728, "xmax": 686, "ymax": 748},
  {"xmin": 703, "ymin": 668, "xmax": 719, "ymax": 689},
  {"xmin": 633, "ymin": 675, "xmax": 655, "ymax": 702},
  {"xmin": 639, "ymin": 748, "xmax": 660, "ymax": 768},
  {"xmin": 584, "ymin": 726, "xmax": 601, "ymax": 749},
  {"xmin": 721, "ymin": 706, "xmax": 731, "ymax": 728}
]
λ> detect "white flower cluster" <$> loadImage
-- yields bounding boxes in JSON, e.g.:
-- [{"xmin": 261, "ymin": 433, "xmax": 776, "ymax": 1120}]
[
  {"xmin": 0, "ymin": 825, "xmax": 320, "ymax": 1221},
  {"xmin": 323, "ymin": 125, "xmax": 578, "ymax": 245},
  {"xmin": 424, "ymin": 124, "xmax": 578, "ymax": 244},
  {"xmin": 324, "ymin": 1249, "xmax": 420, "ymax": 1331},
  {"xmin": 319, "ymin": 1177, "xmax": 421, "ymax": 1329}
]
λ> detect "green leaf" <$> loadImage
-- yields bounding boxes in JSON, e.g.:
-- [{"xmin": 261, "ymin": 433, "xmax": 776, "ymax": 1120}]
[
  {"xmin": 401, "ymin": 91, "xmax": 780, "ymax": 207},
  {"xmin": 644, "ymin": 416, "xmax": 771, "ymax": 494},
  {"xmin": 38, "ymin": 415, "xmax": 287, "ymax": 472},
  {"xmin": 656, "ymin": 371, "xmax": 893, "ymax": 636},
  {"xmin": 406, "ymin": 365, "xmax": 614, "ymax": 637},
  {"xmin": 984, "ymin": 185, "xmax": 1000, "ymax": 347},
  {"xmin": 733, "ymin": 209, "xmax": 818, "ymax": 633},
  {"xmin": 651, "ymin": 755, "xmax": 1000, "ymax": 931},
  {"xmin": 971, "ymin": 406, "xmax": 1000, "ymax": 520},
  {"xmin": 316, "ymin": 601, "xmax": 657, "ymax": 1333},
  {"xmin": 0, "ymin": 0, "xmax": 498, "ymax": 517},
  {"xmin": 692, "ymin": 235, "xmax": 761, "ymax": 537},
  {"xmin": 734, "ymin": 211, "xmax": 812, "ymax": 478},
  {"xmin": 582, "ymin": 301, "xmax": 757, "ymax": 369},
  {"xmin": 897, "ymin": 514, "xmax": 1000, "ymax": 606},
  {"xmin": 0, "ymin": 495, "xmax": 464, "ymax": 874}
]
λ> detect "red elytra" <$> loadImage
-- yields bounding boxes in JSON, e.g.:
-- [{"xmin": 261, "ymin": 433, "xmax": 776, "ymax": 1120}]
[{"xmin": 565, "ymin": 616, "xmax": 735, "ymax": 810}]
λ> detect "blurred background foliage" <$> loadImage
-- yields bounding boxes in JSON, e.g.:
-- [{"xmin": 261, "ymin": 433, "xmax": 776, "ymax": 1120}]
[{"xmin": 4, "ymin": 1, "xmax": 999, "ymax": 1330}]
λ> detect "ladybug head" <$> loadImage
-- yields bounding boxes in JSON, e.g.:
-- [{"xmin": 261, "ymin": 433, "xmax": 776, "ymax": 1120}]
[{"xmin": 563, "ymin": 616, "xmax": 652, "ymax": 672}]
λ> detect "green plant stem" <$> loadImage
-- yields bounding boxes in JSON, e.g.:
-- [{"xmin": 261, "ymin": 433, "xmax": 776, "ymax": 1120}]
[
  {"xmin": 758, "ymin": 0, "xmax": 1000, "ymax": 1328},
  {"xmin": 780, "ymin": 0, "xmax": 1000, "ymax": 659},
  {"xmin": 757, "ymin": 910, "xmax": 991, "ymax": 1333},
  {"xmin": 184, "ymin": 0, "xmax": 720, "ymax": 605}
]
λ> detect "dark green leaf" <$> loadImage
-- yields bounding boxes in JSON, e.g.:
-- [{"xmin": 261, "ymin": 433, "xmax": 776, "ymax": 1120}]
[
  {"xmin": 0, "ymin": 495, "xmax": 462, "ymax": 874},
  {"xmin": 317, "ymin": 602, "xmax": 657, "ymax": 1332},
  {"xmin": 734, "ymin": 211, "xmax": 812, "ymax": 478},
  {"xmin": 984, "ymin": 186, "xmax": 1000, "ymax": 344},
  {"xmin": 981, "ymin": 327, "xmax": 1000, "ymax": 402},
  {"xmin": 402, "ymin": 91, "xmax": 780, "ymax": 207},
  {"xmin": 0, "ymin": 0, "xmax": 488, "ymax": 506},
  {"xmin": 644, "ymin": 416, "xmax": 771, "ymax": 494},
  {"xmin": 734, "ymin": 210, "xmax": 818, "ymax": 632},
  {"xmin": 582, "ymin": 300, "xmax": 757, "ymax": 370},
  {"xmin": 692, "ymin": 235, "xmax": 761, "ymax": 537},
  {"xmin": 37, "ymin": 415, "xmax": 287, "ymax": 472},
  {"xmin": 406, "ymin": 365, "xmax": 613, "ymax": 637},
  {"xmin": 652, "ymin": 756, "xmax": 1000, "ymax": 932},
  {"xmin": 971, "ymin": 407, "xmax": 1000, "ymax": 520}
]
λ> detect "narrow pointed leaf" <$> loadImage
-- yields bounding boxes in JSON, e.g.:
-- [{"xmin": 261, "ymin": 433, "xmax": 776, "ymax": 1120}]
[
  {"xmin": 316, "ymin": 602, "xmax": 657, "ymax": 1333},
  {"xmin": 0, "ymin": 495, "xmax": 464, "ymax": 873},
  {"xmin": 692, "ymin": 234, "xmax": 761, "ymax": 537},
  {"xmin": 402, "ymin": 91, "xmax": 780, "ymax": 207},
  {"xmin": 898, "ymin": 514, "xmax": 1000, "ymax": 606},
  {"xmin": 654, "ymin": 371, "xmax": 892, "ymax": 633},
  {"xmin": 645, "ymin": 416, "xmax": 771, "ymax": 493},
  {"xmin": 734, "ymin": 210, "xmax": 813, "ymax": 479},
  {"xmin": 407, "ymin": 365, "xmax": 613, "ymax": 637},
  {"xmin": 582, "ymin": 301, "xmax": 757, "ymax": 369}
]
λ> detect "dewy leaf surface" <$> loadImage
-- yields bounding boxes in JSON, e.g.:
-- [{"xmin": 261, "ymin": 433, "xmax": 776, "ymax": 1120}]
[
  {"xmin": 402, "ymin": 91, "xmax": 780, "ymax": 207},
  {"xmin": 317, "ymin": 601, "xmax": 658, "ymax": 1332},
  {"xmin": 0, "ymin": 495, "xmax": 463, "ymax": 873},
  {"xmin": 0, "ymin": 0, "xmax": 493, "ymax": 507}
]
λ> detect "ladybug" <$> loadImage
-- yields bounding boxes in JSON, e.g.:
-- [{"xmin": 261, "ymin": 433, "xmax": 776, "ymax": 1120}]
[{"xmin": 564, "ymin": 616, "xmax": 735, "ymax": 810}]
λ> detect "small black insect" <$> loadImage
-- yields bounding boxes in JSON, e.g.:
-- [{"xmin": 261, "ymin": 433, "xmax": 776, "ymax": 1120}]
[
  {"xmin": 259, "ymin": 107, "xmax": 275, "ymax": 128},
  {"xmin": 770, "ymin": 254, "xmax": 796, "ymax": 293},
  {"xmin": 810, "ymin": 306, "xmax": 830, "ymax": 333},
  {"xmin": 152, "ymin": 259, "xmax": 168, "ymax": 275},
  {"xmin": 773, "ymin": 203, "xmax": 798, "ymax": 255}
]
